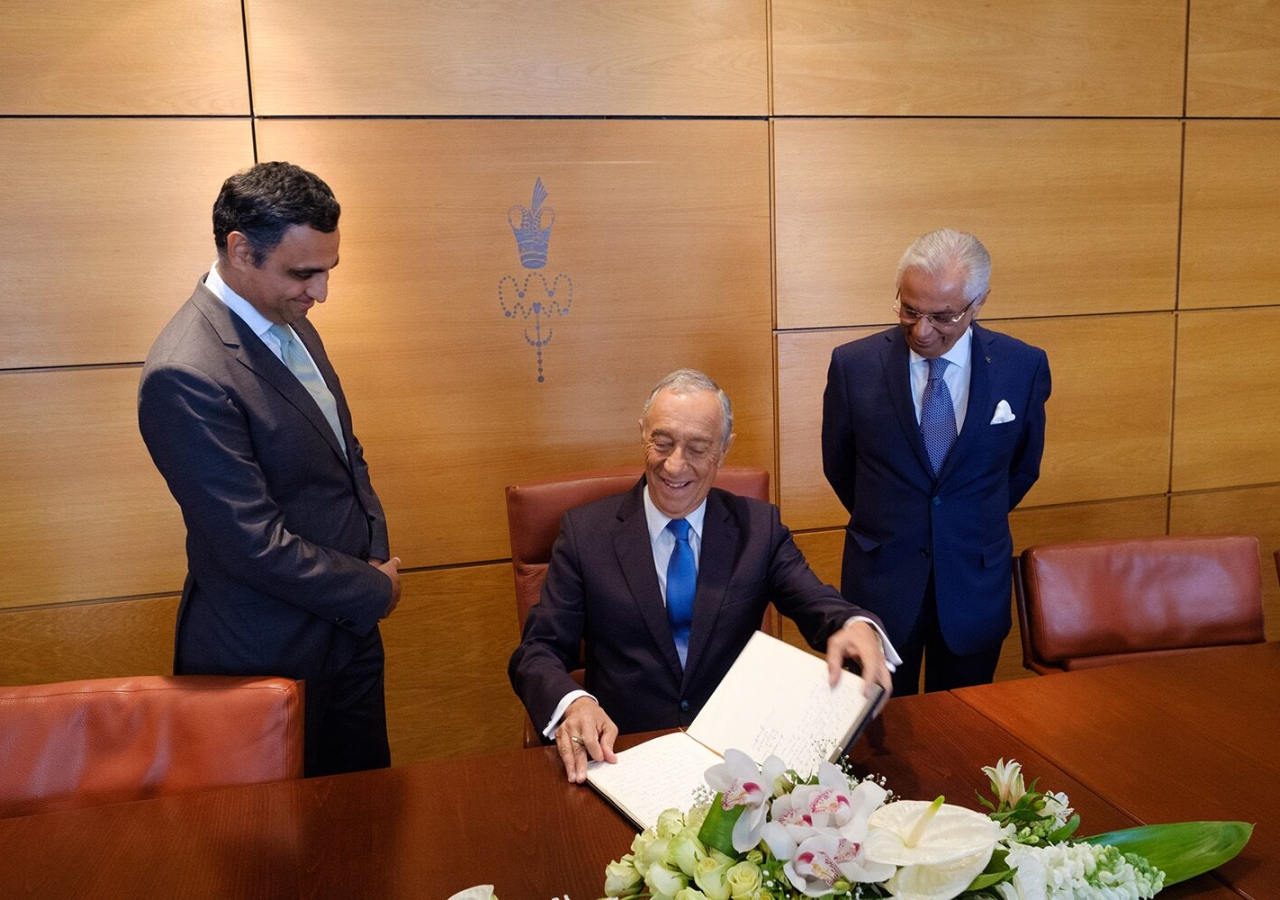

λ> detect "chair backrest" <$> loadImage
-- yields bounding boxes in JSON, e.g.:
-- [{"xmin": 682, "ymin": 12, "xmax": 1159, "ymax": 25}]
[
  {"xmin": 1015, "ymin": 535, "xmax": 1265, "ymax": 674},
  {"xmin": 0, "ymin": 675, "xmax": 304, "ymax": 818},
  {"xmin": 505, "ymin": 466, "xmax": 772, "ymax": 746}
]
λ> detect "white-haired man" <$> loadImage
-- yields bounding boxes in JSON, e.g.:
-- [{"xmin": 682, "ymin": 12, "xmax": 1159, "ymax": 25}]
[{"xmin": 822, "ymin": 228, "xmax": 1050, "ymax": 695}]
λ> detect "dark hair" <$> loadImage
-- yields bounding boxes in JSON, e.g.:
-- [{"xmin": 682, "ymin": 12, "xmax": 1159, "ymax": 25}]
[{"xmin": 212, "ymin": 162, "xmax": 341, "ymax": 265}]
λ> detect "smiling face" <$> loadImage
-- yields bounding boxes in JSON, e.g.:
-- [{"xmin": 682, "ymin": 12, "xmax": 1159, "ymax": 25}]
[
  {"xmin": 221, "ymin": 224, "xmax": 340, "ymax": 326},
  {"xmin": 897, "ymin": 265, "xmax": 984, "ymax": 359},
  {"xmin": 640, "ymin": 387, "xmax": 733, "ymax": 519}
]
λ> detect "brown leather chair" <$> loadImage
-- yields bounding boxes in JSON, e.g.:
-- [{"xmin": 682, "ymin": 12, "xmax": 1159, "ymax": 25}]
[
  {"xmin": 1014, "ymin": 535, "xmax": 1265, "ymax": 675},
  {"xmin": 506, "ymin": 466, "xmax": 773, "ymax": 746},
  {"xmin": 0, "ymin": 675, "xmax": 303, "ymax": 818}
]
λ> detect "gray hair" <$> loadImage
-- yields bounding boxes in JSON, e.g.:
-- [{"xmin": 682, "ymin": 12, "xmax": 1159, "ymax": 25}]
[
  {"xmin": 895, "ymin": 228, "xmax": 992, "ymax": 303},
  {"xmin": 643, "ymin": 368, "xmax": 734, "ymax": 448}
]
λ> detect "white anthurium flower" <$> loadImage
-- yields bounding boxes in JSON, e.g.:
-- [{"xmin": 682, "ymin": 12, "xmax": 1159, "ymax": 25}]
[
  {"xmin": 445, "ymin": 887, "xmax": 496, "ymax": 900},
  {"xmin": 982, "ymin": 759, "xmax": 1026, "ymax": 807},
  {"xmin": 864, "ymin": 798, "xmax": 1004, "ymax": 900},
  {"xmin": 705, "ymin": 750, "xmax": 787, "ymax": 852}
]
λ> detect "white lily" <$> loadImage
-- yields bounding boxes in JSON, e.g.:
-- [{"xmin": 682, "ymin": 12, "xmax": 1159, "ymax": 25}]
[{"xmin": 982, "ymin": 759, "xmax": 1027, "ymax": 807}]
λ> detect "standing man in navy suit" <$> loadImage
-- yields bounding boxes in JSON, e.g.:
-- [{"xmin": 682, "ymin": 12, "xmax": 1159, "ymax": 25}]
[
  {"xmin": 510, "ymin": 369, "xmax": 897, "ymax": 782},
  {"xmin": 822, "ymin": 229, "xmax": 1050, "ymax": 696},
  {"xmin": 139, "ymin": 162, "xmax": 401, "ymax": 776}
]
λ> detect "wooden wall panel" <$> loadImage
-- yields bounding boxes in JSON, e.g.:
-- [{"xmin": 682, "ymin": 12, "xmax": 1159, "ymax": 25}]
[
  {"xmin": 1001, "ymin": 315, "xmax": 1174, "ymax": 508},
  {"xmin": 256, "ymin": 119, "xmax": 774, "ymax": 568},
  {"xmin": 0, "ymin": 119, "xmax": 255, "ymax": 368},
  {"xmin": 0, "ymin": 0, "xmax": 248, "ymax": 115},
  {"xmin": 246, "ymin": 0, "xmax": 767, "ymax": 116},
  {"xmin": 1187, "ymin": 0, "xmax": 1280, "ymax": 116},
  {"xmin": 776, "ymin": 315, "xmax": 1174, "ymax": 530},
  {"xmin": 774, "ymin": 119, "xmax": 1182, "ymax": 330},
  {"xmin": 1171, "ymin": 486, "xmax": 1280, "ymax": 642},
  {"xmin": 1173, "ymin": 309, "xmax": 1280, "ymax": 492},
  {"xmin": 776, "ymin": 328, "xmax": 879, "ymax": 529},
  {"xmin": 0, "ymin": 369, "xmax": 187, "ymax": 610},
  {"xmin": 1009, "ymin": 496, "xmax": 1170, "ymax": 551},
  {"xmin": 0, "ymin": 596, "xmax": 177, "ymax": 687},
  {"xmin": 1180, "ymin": 121, "xmax": 1280, "ymax": 309},
  {"xmin": 382, "ymin": 565, "xmax": 527, "ymax": 762},
  {"xmin": 772, "ymin": 0, "xmax": 1185, "ymax": 116}
]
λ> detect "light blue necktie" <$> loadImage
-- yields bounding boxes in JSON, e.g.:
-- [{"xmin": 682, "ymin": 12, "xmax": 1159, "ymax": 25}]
[
  {"xmin": 666, "ymin": 518, "xmax": 696, "ymax": 668},
  {"xmin": 921, "ymin": 356, "xmax": 957, "ymax": 476},
  {"xmin": 268, "ymin": 324, "xmax": 347, "ymax": 459}
]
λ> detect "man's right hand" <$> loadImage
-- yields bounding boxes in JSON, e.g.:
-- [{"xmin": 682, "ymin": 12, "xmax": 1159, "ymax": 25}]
[
  {"xmin": 371, "ymin": 557, "xmax": 401, "ymax": 617},
  {"xmin": 556, "ymin": 696, "xmax": 618, "ymax": 783}
]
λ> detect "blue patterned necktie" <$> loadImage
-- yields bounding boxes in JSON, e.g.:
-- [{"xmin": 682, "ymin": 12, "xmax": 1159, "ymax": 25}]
[
  {"xmin": 268, "ymin": 324, "xmax": 347, "ymax": 459},
  {"xmin": 665, "ymin": 518, "xmax": 696, "ymax": 668},
  {"xmin": 921, "ymin": 356, "xmax": 957, "ymax": 476}
]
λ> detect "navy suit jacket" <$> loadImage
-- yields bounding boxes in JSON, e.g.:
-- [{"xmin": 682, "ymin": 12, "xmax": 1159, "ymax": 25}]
[
  {"xmin": 138, "ymin": 279, "xmax": 390, "ymax": 685},
  {"xmin": 508, "ymin": 479, "xmax": 878, "ymax": 735},
  {"xmin": 821, "ymin": 323, "xmax": 1050, "ymax": 656}
]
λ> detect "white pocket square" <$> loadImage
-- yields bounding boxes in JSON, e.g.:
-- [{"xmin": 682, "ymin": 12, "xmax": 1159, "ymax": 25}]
[{"xmin": 990, "ymin": 400, "xmax": 1016, "ymax": 425}]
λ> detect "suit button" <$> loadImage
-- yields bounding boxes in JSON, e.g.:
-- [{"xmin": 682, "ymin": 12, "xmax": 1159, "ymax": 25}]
[
  {"xmin": 932, "ymin": 496, "xmax": 942, "ymax": 506},
  {"xmin": 920, "ymin": 549, "xmax": 932, "ymax": 559},
  {"xmin": 679, "ymin": 700, "xmax": 690, "ymax": 712}
]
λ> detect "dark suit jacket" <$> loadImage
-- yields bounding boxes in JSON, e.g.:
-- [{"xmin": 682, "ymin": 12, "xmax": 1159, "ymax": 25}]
[
  {"xmin": 138, "ymin": 279, "xmax": 390, "ymax": 686},
  {"xmin": 821, "ymin": 323, "xmax": 1050, "ymax": 656},
  {"xmin": 507, "ymin": 479, "xmax": 878, "ymax": 735}
]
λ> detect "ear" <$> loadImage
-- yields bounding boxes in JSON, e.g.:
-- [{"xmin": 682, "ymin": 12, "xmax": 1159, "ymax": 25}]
[
  {"xmin": 971, "ymin": 288, "xmax": 991, "ymax": 317},
  {"xmin": 718, "ymin": 432, "xmax": 735, "ymax": 466},
  {"xmin": 224, "ymin": 231, "xmax": 257, "ymax": 271}
]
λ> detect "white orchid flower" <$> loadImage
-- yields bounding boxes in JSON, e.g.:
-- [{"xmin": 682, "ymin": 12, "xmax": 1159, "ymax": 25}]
[
  {"xmin": 704, "ymin": 750, "xmax": 785, "ymax": 852},
  {"xmin": 864, "ymin": 798, "xmax": 1003, "ymax": 900},
  {"xmin": 760, "ymin": 784, "xmax": 823, "ymax": 861}
]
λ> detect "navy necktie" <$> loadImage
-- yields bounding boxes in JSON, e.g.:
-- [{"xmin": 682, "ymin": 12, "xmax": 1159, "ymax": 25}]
[
  {"xmin": 921, "ymin": 356, "xmax": 957, "ymax": 476},
  {"xmin": 665, "ymin": 518, "xmax": 696, "ymax": 668}
]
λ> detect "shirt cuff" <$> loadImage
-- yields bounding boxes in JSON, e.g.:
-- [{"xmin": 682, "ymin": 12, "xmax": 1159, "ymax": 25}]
[
  {"xmin": 542, "ymin": 689, "xmax": 598, "ymax": 740},
  {"xmin": 844, "ymin": 615, "xmax": 902, "ymax": 672}
]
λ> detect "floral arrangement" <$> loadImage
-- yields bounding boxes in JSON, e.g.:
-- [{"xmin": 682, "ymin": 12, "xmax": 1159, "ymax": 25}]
[{"xmin": 600, "ymin": 752, "xmax": 1250, "ymax": 900}]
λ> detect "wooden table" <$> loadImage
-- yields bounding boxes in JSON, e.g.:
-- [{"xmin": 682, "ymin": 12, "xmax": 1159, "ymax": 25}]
[
  {"xmin": 954, "ymin": 642, "xmax": 1280, "ymax": 900},
  {"xmin": 1, "ymin": 648, "xmax": 1266, "ymax": 899}
]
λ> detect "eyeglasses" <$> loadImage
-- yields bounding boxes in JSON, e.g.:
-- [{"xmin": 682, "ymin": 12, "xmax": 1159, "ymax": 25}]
[{"xmin": 893, "ymin": 291, "xmax": 978, "ymax": 327}]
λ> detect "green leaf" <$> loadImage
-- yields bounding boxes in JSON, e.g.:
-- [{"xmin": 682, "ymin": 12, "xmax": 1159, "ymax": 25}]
[
  {"xmin": 1047, "ymin": 813, "xmax": 1081, "ymax": 843},
  {"xmin": 696, "ymin": 793, "xmax": 746, "ymax": 857},
  {"xmin": 965, "ymin": 847, "xmax": 1015, "ymax": 892},
  {"xmin": 1083, "ymin": 821, "xmax": 1253, "ymax": 885}
]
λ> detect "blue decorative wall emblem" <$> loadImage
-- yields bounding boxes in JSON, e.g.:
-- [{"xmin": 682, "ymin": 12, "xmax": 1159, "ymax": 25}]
[{"xmin": 500, "ymin": 178, "xmax": 573, "ymax": 382}]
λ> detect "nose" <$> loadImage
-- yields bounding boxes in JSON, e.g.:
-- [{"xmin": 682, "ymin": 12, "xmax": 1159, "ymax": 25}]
[
  {"xmin": 910, "ymin": 315, "xmax": 938, "ymax": 338},
  {"xmin": 306, "ymin": 273, "xmax": 330, "ymax": 303},
  {"xmin": 663, "ymin": 444, "xmax": 689, "ymax": 472}
]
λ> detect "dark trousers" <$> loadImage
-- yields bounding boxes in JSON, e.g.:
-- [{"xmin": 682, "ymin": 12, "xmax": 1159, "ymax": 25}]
[
  {"xmin": 303, "ymin": 627, "xmax": 391, "ymax": 777},
  {"xmin": 891, "ymin": 574, "xmax": 1002, "ymax": 697}
]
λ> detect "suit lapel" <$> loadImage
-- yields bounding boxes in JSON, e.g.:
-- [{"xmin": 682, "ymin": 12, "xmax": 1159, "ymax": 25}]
[
  {"xmin": 682, "ymin": 489, "xmax": 736, "ymax": 685},
  {"xmin": 190, "ymin": 284, "xmax": 349, "ymax": 466},
  {"xmin": 612, "ymin": 482, "xmax": 684, "ymax": 681},
  {"xmin": 937, "ymin": 323, "xmax": 993, "ymax": 483},
  {"xmin": 882, "ymin": 330, "xmax": 935, "ymax": 477}
]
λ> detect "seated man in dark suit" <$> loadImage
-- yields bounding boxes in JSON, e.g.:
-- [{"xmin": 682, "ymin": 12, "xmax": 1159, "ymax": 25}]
[{"xmin": 509, "ymin": 369, "xmax": 897, "ymax": 782}]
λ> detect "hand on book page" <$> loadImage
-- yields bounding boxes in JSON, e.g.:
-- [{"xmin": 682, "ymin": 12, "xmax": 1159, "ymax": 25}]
[{"xmin": 585, "ymin": 632, "xmax": 883, "ymax": 830}]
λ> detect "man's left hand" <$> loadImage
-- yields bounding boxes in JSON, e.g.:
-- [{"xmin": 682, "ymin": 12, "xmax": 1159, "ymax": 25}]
[{"xmin": 825, "ymin": 621, "xmax": 893, "ymax": 708}]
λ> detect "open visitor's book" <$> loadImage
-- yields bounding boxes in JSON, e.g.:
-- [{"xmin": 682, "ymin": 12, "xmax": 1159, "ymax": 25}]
[{"xmin": 585, "ymin": 630, "xmax": 885, "ymax": 831}]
